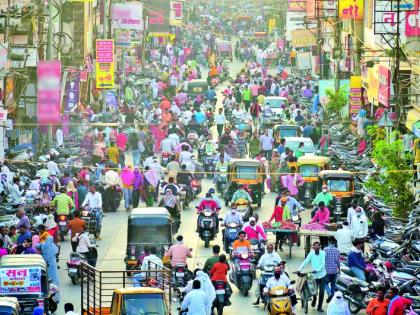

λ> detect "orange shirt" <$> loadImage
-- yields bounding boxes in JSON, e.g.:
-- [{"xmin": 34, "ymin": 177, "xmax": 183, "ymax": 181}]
[
  {"xmin": 232, "ymin": 239, "xmax": 251, "ymax": 250},
  {"xmin": 366, "ymin": 298, "xmax": 390, "ymax": 315}
]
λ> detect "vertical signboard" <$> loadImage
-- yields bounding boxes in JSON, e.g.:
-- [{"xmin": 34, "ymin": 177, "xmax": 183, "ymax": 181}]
[
  {"xmin": 307, "ymin": 0, "xmax": 317, "ymax": 19},
  {"xmin": 378, "ymin": 65, "xmax": 391, "ymax": 107},
  {"xmin": 37, "ymin": 61, "xmax": 61, "ymax": 125},
  {"xmin": 350, "ymin": 76, "xmax": 363, "ymax": 121},
  {"xmin": 96, "ymin": 40, "xmax": 115, "ymax": 89},
  {"xmin": 145, "ymin": 0, "xmax": 171, "ymax": 34},
  {"xmin": 406, "ymin": 11, "xmax": 420, "ymax": 36},
  {"xmin": 64, "ymin": 71, "xmax": 80, "ymax": 112},
  {"xmin": 339, "ymin": 0, "xmax": 364, "ymax": 19},
  {"xmin": 170, "ymin": 1, "xmax": 183, "ymax": 27}
]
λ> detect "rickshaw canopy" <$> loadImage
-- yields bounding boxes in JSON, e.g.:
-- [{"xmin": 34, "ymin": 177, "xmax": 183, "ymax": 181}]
[
  {"xmin": 298, "ymin": 156, "xmax": 331, "ymax": 182},
  {"xmin": 227, "ymin": 159, "xmax": 263, "ymax": 183},
  {"xmin": 318, "ymin": 170, "xmax": 354, "ymax": 198},
  {"xmin": 297, "ymin": 156, "xmax": 331, "ymax": 167}
]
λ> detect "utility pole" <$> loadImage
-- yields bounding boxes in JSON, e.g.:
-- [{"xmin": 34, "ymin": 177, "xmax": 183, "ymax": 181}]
[
  {"xmin": 333, "ymin": 16, "xmax": 342, "ymax": 92},
  {"xmin": 46, "ymin": 1, "xmax": 54, "ymax": 59},
  {"xmin": 0, "ymin": 0, "xmax": 10, "ymax": 162},
  {"xmin": 394, "ymin": 0, "xmax": 401, "ymax": 123},
  {"xmin": 316, "ymin": 0, "xmax": 323, "ymax": 79},
  {"xmin": 102, "ymin": 0, "xmax": 108, "ymax": 112}
]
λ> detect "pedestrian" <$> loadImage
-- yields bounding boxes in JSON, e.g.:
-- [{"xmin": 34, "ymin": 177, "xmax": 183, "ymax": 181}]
[
  {"xmin": 37, "ymin": 235, "xmax": 60, "ymax": 286},
  {"xmin": 335, "ymin": 221, "xmax": 353, "ymax": 254},
  {"xmin": 366, "ymin": 287, "xmax": 389, "ymax": 315},
  {"xmin": 121, "ymin": 165, "xmax": 134, "ymax": 211},
  {"xmin": 371, "ymin": 210, "xmax": 386, "ymax": 237},
  {"xmin": 242, "ymin": 85, "xmax": 252, "ymax": 112},
  {"xmin": 250, "ymin": 101, "xmax": 261, "ymax": 131},
  {"xmin": 107, "ymin": 142, "xmax": 119, "ymax": 166},
  {"xmin": 68, "ymin": 211, "xmax": 85, "ymax": 252},
  {"xmin": 181, "ymin": 280, "xmax": 209, "ymax": 315},
  {"xmin": 64, "ymin": 303, "xmax": 79, "ymax": 315},
  {"xmin": 214, "ymin": 108, "xmax": 226, "ymax": 137},
  {"xmin": 387, "ymin": 287, "xmax": 409, "ymax": 315},
  {"xmin": 327, "ymin": 291, "xmax": 350, "ymax": 315},
  {"xmin": 132, "ymin": 166, "xmax": 143, "ymax": 208},
  {"xmin": 324, "ymin": 237, "xmax": 340, "ymax": 302},
  {"xmin": 298, "ymin": 241, "xmax": 327, "ymax": 312},
  {"xmin": 259, "ymin": 129, "xmax": 274, "ymax": 160}
]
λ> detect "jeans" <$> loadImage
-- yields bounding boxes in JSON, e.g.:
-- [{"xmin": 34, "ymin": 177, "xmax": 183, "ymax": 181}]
[
  {"xmin": 324, "ymin": 273, "xmax": 337, "ymax": 297},
  {"xmin": 133, "ymin": 272, "xmax": 145, "ymax": 287},
  {"xmin": 350, "ymin": 267, "xmax": 366, "ymax": 281},
  {"xmin": 132, "ymin": 149, "xmax": 141, "ymax": 166},
  {"xmin": 123, "ymin": 187, "xmax": 133, "ymax": 209},
  {"xmin": 315, "ymin": 276, "xmax": 326, "ymax": 309},
  {"xmin": 263, "ymin": 149, "xmax": 272, "ymax": 161},
  {"xmin": 217, "ymin": 124, "xmax": 224, "ymax": 137},
  {"xmin": 132, "ymin": 189, "xmax": 141, "ymax": 208},
  {"xmin": 92, "ymin": 208, "xmax": 102, "ymax": 232}
]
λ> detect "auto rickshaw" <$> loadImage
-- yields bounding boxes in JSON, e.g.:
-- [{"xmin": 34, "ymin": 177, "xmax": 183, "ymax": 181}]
[
  {"xmin": 125, "ymin": 208, "xmax": 173, "ymax": 270},
  {"xmin": 0, "ymin": 255, "xmax": 51, "ymax": 314},
  {"xmin": 318, "ymin": 170, "xmax": 355, "ymax": 222},
  {"xmin": 273, "ymin": 124, "xmax": 300, "ymax": 145},
  {"xmin": 0, "ymin": 297, "xmax": 20, "ymax": 315},
  {"xmin": 216, "ymin": 40, "xmax": 233, "ymax": 61},
  {"xmin": 183, "ymin": 79, "xmax": 208, "ymax": 99},
  {"xmin": 298, "ymin": 156, "xmax": 331, "ymax": 207},
  {"xmin": 224, "ymin": 159, "xmax": 264, "ymax": 211}
]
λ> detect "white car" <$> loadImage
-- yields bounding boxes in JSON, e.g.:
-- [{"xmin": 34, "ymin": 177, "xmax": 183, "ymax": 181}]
[
  {"xmin": 284, "ymin": 137, "xmax": 316, "ymax": 156},
  {"xmin": 263, "ymin": 97, "xmax": 289, "ymax": 122}
]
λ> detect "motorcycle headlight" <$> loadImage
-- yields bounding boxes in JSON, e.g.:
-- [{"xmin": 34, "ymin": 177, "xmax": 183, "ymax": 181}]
[{"xmin": 241, "ymin": 253, "xmax": 249, "ymax": 259}]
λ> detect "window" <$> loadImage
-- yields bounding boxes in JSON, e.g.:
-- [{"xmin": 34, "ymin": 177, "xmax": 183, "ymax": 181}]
[
  {"xmin": 327, "ymin": 179, "xmax": 351, "ymax": 192},
  {"xmin": 300, "ymin": 165, "xmax": 319, "ymax": 176},
  {"xmin": 123, "ymin": 294, "xmax": 166, "ymax": 315},
  {"xmin": 236, "ymin": 166, "xmax": 258, "ymax": 180}
]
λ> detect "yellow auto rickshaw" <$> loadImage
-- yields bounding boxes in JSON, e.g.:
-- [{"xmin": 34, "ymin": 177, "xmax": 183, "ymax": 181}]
[
  {"xmin": 273, "ymin": 124, "xmax": 300, "ymax": 146},
  {"xmin": 224, "ymin": 159, "xmax": 264, "ymax": 213},
  {"xmin": 318, "ymin": 170, "xmax": 355, "ymax": 222},
  {"xmin": 298, "ymin": 156, "xmax": 331, "ymax": 207}
]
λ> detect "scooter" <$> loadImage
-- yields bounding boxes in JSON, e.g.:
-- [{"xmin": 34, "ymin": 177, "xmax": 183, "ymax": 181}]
[
  {"xmin": 197, "ymin": 208, "xmax": 218, "ymax": 248},
  {"xmin": 229, "ymin": 251, "xmax": 253, "ymax": 296},
  {"xmin": 266, "ymin": 286, "xmax": 293, "ymax": 315},
  {"xmin": 48, "ymin": 279, "xmax": 60, "ymax": 313},
  {"xmin": 67, "ymin": 252, "xmax": 87, "ymax": 284},
  {"xmin": 191, "ymin": 178, "xmax": 201, "ymax": 199},
  {"xmin": 161, "ymin": 152, "xmax": 171, "ymax": 167},
  {"xmin": 57, "ymin": 214, "xmax": 68, "ymax": 241},
  {"xmin": 223, "ymin": 223, "xmax": 241, "ymax": 254},
  {"xmin": 235, "ymin": 198, "xmax": 253, "ymax": 221},
  {"xmin": 213, "ymin": 280, "xmax": 230, "ymax": 315},
  {"xmin": 250, "ymin": 238, "xmax": 265, "ymax": 271},
  {"xmin": 173, "ymin": 263, "xmax": 188, "ymax": 288},
  {"xmin": 217, "ymin": 173, "xmax": 228, "ymax": 195}
]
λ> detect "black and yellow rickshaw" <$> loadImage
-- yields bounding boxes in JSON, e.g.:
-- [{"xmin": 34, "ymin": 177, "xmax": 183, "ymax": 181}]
[
  {"xmin": 273, "ymin": 124, "xmax": 300, "ymax": 145},
  {"xmin": 298, "ymin": 156, "xmax": 331, "ymax": 207},
  {"xmin": 224, "ymin": 159, "xmax": 264, "ymax": 210},
  {"xmin": 318, "ymin": 170, "xmax": 355, "ymax": 222},
  {"xmin": 0, "ymin": 255, "xmax": 52, "ymax": 314},
  {"xmin": 125, "ymin": 208, "xmax": 173, "ymax": 270}
]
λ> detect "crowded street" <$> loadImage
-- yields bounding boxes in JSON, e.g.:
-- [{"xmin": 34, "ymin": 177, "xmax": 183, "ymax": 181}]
[{"xmin": 1, "ymin": 0, "xmax": 420, "ymax": 315}]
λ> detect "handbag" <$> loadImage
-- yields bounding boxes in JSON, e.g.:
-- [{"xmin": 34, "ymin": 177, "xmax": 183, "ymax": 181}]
[{"xmin": 89, "ymin": 247, "xmax": 98, "ymax": 259}]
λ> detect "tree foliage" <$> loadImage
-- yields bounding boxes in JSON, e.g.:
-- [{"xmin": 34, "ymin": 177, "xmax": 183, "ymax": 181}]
[
  {"xmin": 325, "ymin": 86, "xmax": 348, "ymax": 115},
  {"xmin": 365, "ymin": 138, "xmax": 414, "ymax": 218},
  {"xmin": 366, "ymin": 125, "xmax": 386, "ymax": 146}
]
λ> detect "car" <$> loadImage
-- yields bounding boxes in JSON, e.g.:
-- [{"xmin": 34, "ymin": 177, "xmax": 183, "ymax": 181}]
[
  {"xmin": 263, "ymin": 97, "xmax": 288, "ymax": 122},
  {"xmin": 284, "ymin": 137, "xmax": 316, "ymax": 156}
]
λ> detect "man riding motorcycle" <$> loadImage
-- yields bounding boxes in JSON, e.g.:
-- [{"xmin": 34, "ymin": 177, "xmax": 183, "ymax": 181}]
[
  {"xmin": 197, "ymin": 193, "xmax": 220, "ymax": 232},
  {"xmin": 162, "ymin": 177, "xmax": 180, "ymax": 196},
  {"xmin": 176, "ymin": 164, "xmax": 194, "ymax": 200},
  {"xmin": 222, "ymin": 205, "xmax": 244, "ymax": 250},
  {"xmin": 231, "ymin": 184, "xmax": 253, "ymax": 205},
  {"xmin": 164, "ymin": 235, "xmax": 192, "ymax": 268},
  {"xmin": 214, "ymin": 156, "xmax": 228, "ymax": 190}
]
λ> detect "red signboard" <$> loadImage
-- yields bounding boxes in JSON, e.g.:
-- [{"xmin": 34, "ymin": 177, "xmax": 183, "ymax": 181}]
[
  {"xmin": 37, "ymin": 61, "xmax": 61, "ymax": 125},
  {"xmin": 378, "ymin": 65, "xmax": 391, "ymax": 107}
]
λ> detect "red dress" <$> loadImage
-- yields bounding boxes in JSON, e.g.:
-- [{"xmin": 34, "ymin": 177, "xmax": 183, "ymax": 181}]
[{"xmin": 210, "ymin": 262, "xmax": 229, "ymax": 282}]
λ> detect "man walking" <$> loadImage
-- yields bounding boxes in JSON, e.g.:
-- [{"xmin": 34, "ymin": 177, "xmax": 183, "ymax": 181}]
[
  {"xmin": 324, "ymin": 237, "xmax": 340, "ymax": 303},
  {"xmin": 299, "ymin": 242, "xmax": 327, "ymax": 312},
  {"xmin": 215, "ymin": 108, "xmax": 226, "ymax": 137},
  {"xmin": 259, "ymin": 129, "xmax": 274, "ymax": 161}
]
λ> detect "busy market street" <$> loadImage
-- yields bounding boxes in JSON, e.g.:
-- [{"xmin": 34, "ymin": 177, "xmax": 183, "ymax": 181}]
[{"xmin": 1, "ymin": 0, "xmax": 420, "ymax": 315}]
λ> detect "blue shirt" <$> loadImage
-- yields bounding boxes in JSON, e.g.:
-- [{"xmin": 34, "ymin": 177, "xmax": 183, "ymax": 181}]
[
  {"xmin": 181, "ymin": 289, "xmax": 208, "ymax": 315},
  {"xmin": 277, "ymin": 144, "xmax": 286, "ymax": 155},
  {"xmin": 206, "ymin": 89, "xmax": 216, "ymax": 101},
  {"xmin": 299, "ymin": 250, "xmax": 327, "ymax": 279},
  {"xmin": 347, "ymin": 249, "xmax": 366, "ymax": 271},
  {"xmin": 302, "ymin": 125, "xmax": 314, "ymax": 137},
  {"xmin": 17, "ymin": 230, "xmax": 32, "ymax": 245},
  {"xmin": 285, "ymin": 196, "xmax": 303, "ymax": 216},
  {"xmin": 324, "ymin": 245, "xmax": 340, "ymax": 274},
  {"xmin": 195, "ymin": 112, "xmax": 206, "ymax": 124}
]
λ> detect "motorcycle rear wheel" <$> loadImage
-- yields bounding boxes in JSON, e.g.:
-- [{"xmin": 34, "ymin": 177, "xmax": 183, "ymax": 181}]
[
  {"xmin": 204, "ymin": 236, "xmax": 210, "ymax": 248},
  {"xmin": 349, "ymin": 301, "xmax": 361, "ymax": 314},
  {"xmin": 240, "ymin": 286, "xmax": 249, "ymax": 297}
]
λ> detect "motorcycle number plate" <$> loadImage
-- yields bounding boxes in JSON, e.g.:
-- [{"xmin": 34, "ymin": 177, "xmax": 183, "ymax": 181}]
[
  {"xmin": 252, "ymin": 245, "xmax": 259, "ymax": 249},
  {"xmin": 216, "ymin": 289, "xmax": 225, "ymax": 294},
  {"xmin": 229, "ymin": 228, "xmax": 237, "ymax": 232},
  {"xmin": 69, "ymin": 268, "xmax": 78, "ymax": 273},
  {"xmin": 59, "ymin": 221, "xmax": 67, "ymax": 226},
  {"xmin": 176, "ymin": 272, "xmax": 185, "ymax": 277},
  {"xmin": 52, "ymin": 295, "xmax": 60, "ymax": 302}
]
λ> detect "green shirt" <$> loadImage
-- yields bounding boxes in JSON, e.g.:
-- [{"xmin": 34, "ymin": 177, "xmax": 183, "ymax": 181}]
[
  {"xmin": 295, "ymin": 148, "xmax": 305, "ymax": 158},
  {"xmin": 249, "ymin": 138, "xmax": 260, "ymax": 157},
  {"xmin": 313, "ymin": 192, "xmax": 334, "ymax": 207},
  {"xmin": 203, "ymin": 256, "xmax": 219, "ymax": 273},
  {"xmin": 242, "ymin": 89, "xmax": 251, "ymax": 101},
  {"xmin": 52, "ymin": 193, "xmax": 75, "ymax": 215},
  {"xmin": 231, "ymin": 190, "xmax": 253, "ymax": 203}
]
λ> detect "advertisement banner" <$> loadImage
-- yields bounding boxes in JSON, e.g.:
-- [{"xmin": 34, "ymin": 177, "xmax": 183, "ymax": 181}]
[
  {"xmin": 288, "ymin": 0, "xmax": 306, "ymax": 11},
  {"xmin": 406, "ymin": 11, "xmax": 420, "ymax": 36},
  {"xmin": 96, "ymin": 40, "xmax": 114, "ymax": 89},
  {"xmin": 0, "ymin": 267, "xmax": 42, "ymax": 295},
  {"xmin": 378, "ymin": 65, "xmax": 391, "ymax": 106},
  {"xmin": 291, "ymin": 29, "xmax": 317, "ymax": 47},
  {"xmin": 339, "ymin": 0, "xmax": 363, "ymax": 19},
  {"xmin": 64, "ymin": 71, "xmax": 80, "ymax": 112},
  {"xmin": 111, "ymin": 3, "xmax": 144, "ymax": 31},
  {"xmin": 307, "ymin": 0, "xmax": 317, "ymax": 19},
  {"xmin": 350, "ymin": 76, "xmax": 363, "ymax": 121},
  {"xmin": 37, "ymin": 61, "xmax": 61, "ymax": 125},
  {"xmin": 170, "ymin": 1, "xmax": 183, "ymax": 27},
  {"xmin": 145, "ymin": 0, "xmax": 170, "ymax": 34},
  {"xmin": 0, "ymin": 43, "xmax": 8, "ymax": 70}
]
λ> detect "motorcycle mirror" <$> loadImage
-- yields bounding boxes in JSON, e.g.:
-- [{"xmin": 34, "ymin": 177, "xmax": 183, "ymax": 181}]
[{"xmin": 290, "ymin": 280, "xmax": 296, "ymax": 285}]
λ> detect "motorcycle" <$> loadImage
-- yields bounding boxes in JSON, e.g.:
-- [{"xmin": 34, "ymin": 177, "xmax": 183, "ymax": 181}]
[
  {"xmin": 81, "ymin": 208, "xmax": 100, "ymax": 238},
  {"xmin": 161, "ymin": 152, "xmax": 171, "ymax": 167},
  {"xmin": 250, "ymin": 239, "xmax": 265, "ymax": 273},
  {"xmin": 216, "ymin": 173, "xmax": 228, "ymax": 195},
  {"xmin": 257, "ymin": 264, "xmax": 275, "ymax": 303},
  {"xmin": 48, "ymin": 279, "xmax": 60, "ymax": 313},
  {"xmin": 229, "ymin": 251, "xmax": 253, "ymax": 296},
  {"xmin": 66, "ymin": 252, "xmax": 87, "ymax": 284},
  {"xmin": 191, "ymin": 178, "xmax": 201, "ymax": 199},
  {"xmin": 203, "ymin": 153, "xmax": 216, "ymax": 179},
  {"xmin": 266, "ymin": 286, "xmax": 293, "ymax": 315},
  {"xmin": 57, "ymin": 214, "xmax": 68, "ymax": 241},
  {"xmin": 235, "ymin": 199, "xmax": 253, "ymax": 221},
  {"xmin": 173, "ymin": 263, "xmax": 188, "ymax": 288},
  {"xmin": 213, "ymin": 280, "xmax": 230, "ymax": 315},
  {"xmin": 223, "ymin": 223, "xmax": 241, "ymax": 254},
  {"xmin": 197, "ymin": 208, "xmax": 218, "ymax": 248}
]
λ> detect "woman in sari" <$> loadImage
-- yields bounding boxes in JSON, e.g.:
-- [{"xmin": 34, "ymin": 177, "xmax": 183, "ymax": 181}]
[
  {"xmin": 132, "ymin": 166, "xmax": 143, "ymax": 208},
  {"xmin": 269, "ymin": 152, "xmax": 281, "ymax": 192},
  {"xmin": 143, "ymin": 166, "xmax": 159, "ymax": 207}
]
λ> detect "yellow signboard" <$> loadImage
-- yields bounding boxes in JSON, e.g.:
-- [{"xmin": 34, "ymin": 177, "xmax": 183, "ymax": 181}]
[
  {"xmin": 96, "ymin": 62, "xmax": 115, "ymax": 89},
  {"xmin": 339, "ymin": 0, "xmax": 364, "ymax": 20},
  {"xmin": 291, "ymin": 29, "xmax": 317, "ymax": 47},
  {"xmin": 268, "ymin": 18, "xmax": 276, "ymax": 33}
]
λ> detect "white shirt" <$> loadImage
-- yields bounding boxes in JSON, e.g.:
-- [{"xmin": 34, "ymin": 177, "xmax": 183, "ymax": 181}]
[
  {"xmin": 104, "ymin": 170, "xmax": 120, "ymax": 188},
  {"xmin": 347, "ymin": 207, "xmax": 365, "ymax": 226},
  {"xmin": 258, "ymin": 252, "xmax": 282, "ymax": 268},
  {"xmin": 265, "ymin": 274, "xmax": 291, "ymax": 291},
  {"xmin": 232, "ymin": 108, "xmax": 245, "ymax": 121},
  {"xmin": 56, "ymin": 128, "xmax": 63, "ymax": 146},
  {"xmin": 335, "ymin": 227, "xmax": 353, "ymax": 254},
  {"xmin": 179, "ymin": 151, "xmax": 193, "ymax": 164},
  {"xmin": 214, "ymin": 113, "xmax": 226, "ymax": 125},
  {"xmin": 181, "ymin": 289, "xmax": 208, "ymax": 315},
  {"xmin": 160, "ymin": 138, "xmax": 176, "ymax": 153},
  {"xmin": 350, "ymin": 214, "xmax": 368, "ymax": 239},
  {"xmin": 259, "ymin": 134, "xmax": 274, "ymax": 150},
  {"xmin": 141, "ymin": 254, "xmax": 163, "ymax": 272},
  {"xmin": 150, "ymin": 161, "xmax": 165, "ymax": 179},
  {"xmin": 47, "ymin": 161, "xmax": 60, "ymax": 177},
  {"xmin": 73, "ymin": 232, "xmax": 94, "ymax": 253},
  {"xmin": 82, "ymin": 191, "xmax": 102, "ymax": 209},
  {"xmin": 182, "ymin": 110, "xmax": 193, "ymax": 125}
]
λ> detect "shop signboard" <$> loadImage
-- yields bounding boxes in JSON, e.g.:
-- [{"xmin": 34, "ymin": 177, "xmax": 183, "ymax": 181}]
[
  {"xmin": 111, "ymin": 3, "xmax": 144, "ymax": 31},
  {"xmin": 339, "ymin": 0, "xmax": 364, "ymax": 19},
  {"xmin": 406, "ymin": 10, "xmax": 420, "ymax": 36},
  {"xmin": 170, "ymin": 1, "xmax": 183, "ymax": 27},
  {"xmin": 0, "ymin": 267, "xmax": 42, "ymax": 295},
  {"xmin": 96, "ymin": 40, "xmax": 114, "ymax": 89},
  {"xmin": 291, "ymin": 29, "xmax": 317, "ymax": 47},
  {"xmin": 145, "ymin": 0, "xmax": 170, "ymax": 34},
  {"xmin": 378, "ymin": 65, "xmax": 391, "ymax": 106},
  {"xmin": 64, "ymin": 71, "xmax": 80, "ymax": 111},
  {"xmin": 350, "ymin": 76, "xmax": 363, "ymax": 121},
  {"xmin": 288, "ymin": 0, "xmax": 306, "ymax": 11},
  {"xmin": 37, "ymin": 61, "xmax": 61, "ymax": 125}
]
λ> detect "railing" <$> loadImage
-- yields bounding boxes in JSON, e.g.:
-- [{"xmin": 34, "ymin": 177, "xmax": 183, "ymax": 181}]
[{"xmin": 80, "ymin": 261, "xmax": 172, "ymax": 315}]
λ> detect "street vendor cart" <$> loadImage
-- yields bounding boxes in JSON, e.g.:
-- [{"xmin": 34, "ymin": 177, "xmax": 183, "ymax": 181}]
[
  {"xmin": 299, "ymin": 229, "xmax": 337, "ymax": 256},
  {"xmin": 265, "ymin": 226, "xmax": 299, "ymax": 258}
]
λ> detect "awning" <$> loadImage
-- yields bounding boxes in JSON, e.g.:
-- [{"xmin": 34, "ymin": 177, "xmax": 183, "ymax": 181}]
[
  {"xmin": 413, "ymin": 121, "xmax": 420, "ymax": 138},
  {"xmin": 406, "ymin": 108, "xmax": 420, "ymax": 131}
]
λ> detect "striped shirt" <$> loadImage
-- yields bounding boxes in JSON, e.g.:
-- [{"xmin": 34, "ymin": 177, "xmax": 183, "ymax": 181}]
[{"xmin": 324, "ymin": 245, "xmax": 340, "ymax": 274}]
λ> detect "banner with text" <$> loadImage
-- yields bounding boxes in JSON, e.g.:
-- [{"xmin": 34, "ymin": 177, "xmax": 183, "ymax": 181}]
[
  {"xmin": 96, "ymin": 40, "xmax": 115, "ymax": 89},
  {"xmin": 170, "ymin": 1, "xmax": 183, "ymax": 27},
  {"xmin": 37, "ymin": 61, "xmax": 61, "ymax": 125},
  {"xmin": 339, "ymin": 0, "xmax": 364, "ymax": 19},
  {"xmin": 145, "ymin": 0, "xmax": 171, "ymax": 34},
  {"xmin": 111, "ymin": 2, "xmax": 144, "ymax": 31}
]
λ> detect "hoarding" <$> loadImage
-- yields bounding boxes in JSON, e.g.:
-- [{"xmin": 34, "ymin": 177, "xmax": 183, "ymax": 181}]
[{"xmin": 37, "ymin": 61, "xmax": 61, "ymax": 125}]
